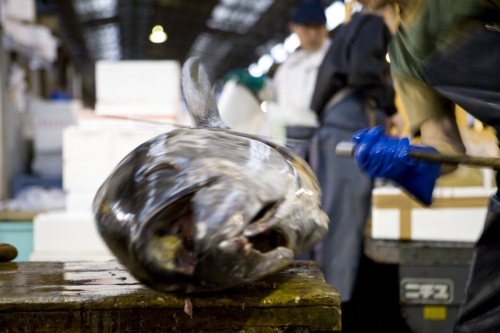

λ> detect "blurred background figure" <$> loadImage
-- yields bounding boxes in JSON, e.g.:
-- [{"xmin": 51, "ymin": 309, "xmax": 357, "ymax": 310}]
[
  {"xmin": 309, "ymin": 1, "xmax": 404, "ymax": 331},
  {"xmin": 218, "ymin": 69, "xmax": 268, "ymax": 136},
  {"xmin": 267, "ymin": 0, "xmax": 331, "ymax": 160}
]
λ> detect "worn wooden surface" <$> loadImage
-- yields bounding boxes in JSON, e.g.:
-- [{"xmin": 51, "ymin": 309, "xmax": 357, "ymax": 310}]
[
  {"xmin": 0, "ymin": 260, "xmax": 341, "ymax": 332},
  {"xmin": 0, "ymin": 210, "xmax": 41, "ymax": 221}
]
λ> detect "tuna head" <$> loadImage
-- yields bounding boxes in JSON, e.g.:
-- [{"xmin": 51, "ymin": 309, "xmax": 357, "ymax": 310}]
[{"xmin": 93, "ymin": 58, "xmax": 328, "ymax": 292}]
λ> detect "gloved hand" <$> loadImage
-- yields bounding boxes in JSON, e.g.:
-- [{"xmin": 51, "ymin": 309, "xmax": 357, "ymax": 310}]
[{"xmin": 352, "ymin": 126, "xmax": 441, "ymax": 206}]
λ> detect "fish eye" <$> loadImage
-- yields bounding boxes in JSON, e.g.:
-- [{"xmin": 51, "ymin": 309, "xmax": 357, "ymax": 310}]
[{"xmin": 143, "ymin": 161, "xmax": 181, "ymax": 178}]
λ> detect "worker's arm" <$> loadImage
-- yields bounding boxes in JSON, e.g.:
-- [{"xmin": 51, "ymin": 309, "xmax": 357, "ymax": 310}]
[{"xmin": 393, "ymin": 74, "xmax": 466, "ymax": 174}]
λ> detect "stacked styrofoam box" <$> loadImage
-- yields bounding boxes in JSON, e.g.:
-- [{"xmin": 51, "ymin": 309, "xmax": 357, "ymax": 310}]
[
  {"xmin": 63, "ymin": 125, "xmax": 167, "ymax": 212},
  {"xmin": 31, "ymin": 60, "xmax": 183, "ymax": 261},
  {"xmin": 31, "ymin": 125, "xmax": 168, "ymax": 261},
  {"xmin": 94, "ymin": 60, "xmax": 182, "ymax": 118},
  {"xmin": 30, "ymin": 98, "xmax": 80, "ymax": 177}
]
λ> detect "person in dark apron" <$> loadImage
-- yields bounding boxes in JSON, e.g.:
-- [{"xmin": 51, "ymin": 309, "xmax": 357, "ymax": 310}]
[
  {"xmin": 308, "ymin": 6, "xmax": 403, "ymax": 326},
  {"xmin": 270, "ymin": 1, "xmax": 331, "ymax": 162},
  {"xmin": 352, "ymin": 1, "xmax": 500, "ymax": 332}
]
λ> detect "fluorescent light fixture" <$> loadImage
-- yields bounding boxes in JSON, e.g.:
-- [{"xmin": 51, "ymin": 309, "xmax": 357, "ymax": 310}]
[
  {"xmin": 149, "ymin": 25, "xmax": 167, "ymax": 43},
  {"xmin": 258, "ymin": 54, "xmax": 274, "ymax": 73},
  {"xmin": 270, "ymin": 43, "xmax": 287, "ymax": 63},
  {"xmin": 284, "ymin": 33, "xmax": 300, "ymax": 53},
  {"xmin": 208, "ymin": 0, "xmax": 274, "ymax": 34},
  {"xmin": 386, "ymin": 53, "xmax": 390, "ymax": 63},
  {"xmin": 249, "ymin": 63, "xmax": 263, "ymax": 77},
  {"xmin": 325, "ymin": 1, "xmax": 345, "ymax": 30}
]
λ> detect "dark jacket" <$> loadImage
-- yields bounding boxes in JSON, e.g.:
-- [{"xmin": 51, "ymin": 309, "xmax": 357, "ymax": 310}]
[{"xmin": 310, "ymin": 13, "xmax": 397, "ymax": 119}]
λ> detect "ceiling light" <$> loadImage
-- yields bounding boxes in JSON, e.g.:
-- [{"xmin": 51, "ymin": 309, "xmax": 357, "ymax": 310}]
[
  {"xmin": 270, "ymin": 43, "xmax": 287, "ymax": 63},
  {"xmin": 258, "ymin": 54, "xmax": 274, "ymax": 73},
  {"xmin": 149, "ymin": 25, "xmax": 167, "ymax": 43},
  {"xmin": 249, "ymin": 63, "xmax": 263, "ymax": 77}
]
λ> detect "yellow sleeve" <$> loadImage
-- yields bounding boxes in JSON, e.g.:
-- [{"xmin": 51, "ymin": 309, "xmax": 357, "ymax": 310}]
[{"xmin": 393, "ymin": 74, "xmax": 466, "ymax": 173}]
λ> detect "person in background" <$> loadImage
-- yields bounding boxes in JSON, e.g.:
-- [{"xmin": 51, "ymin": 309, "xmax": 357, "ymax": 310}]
[
  {"xmin": 351, "ymin": 1, "xmax": 500, "ymax": 332},
  {"xmin": 270, "ymin": 0, "xmax": 331, "ymax": 160},
  {"xmin": 308, "ymin": 1, "xmax": 404, "ymax": 330},
  {"xmin": 217, "ymin": 69, "xmax": 268, "ymax": 136}
]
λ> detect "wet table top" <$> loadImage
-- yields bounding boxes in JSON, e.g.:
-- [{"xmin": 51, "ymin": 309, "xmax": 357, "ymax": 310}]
[{"xmin": 0, "ymin": 260, "xmax": 340, "ymax": 332}]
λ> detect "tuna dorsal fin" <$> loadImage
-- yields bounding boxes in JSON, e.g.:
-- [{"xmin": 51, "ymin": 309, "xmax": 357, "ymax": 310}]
[{"xmin": 181, "ymin": 57, "xmax": 228, "ymax": 129}]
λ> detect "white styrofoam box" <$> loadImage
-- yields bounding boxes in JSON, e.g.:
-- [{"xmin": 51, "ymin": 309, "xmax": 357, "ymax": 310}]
[
  {"xmin": 411, "ymin": 208, "xmax": 487, "ymax": 242},
  {"xmin": 63, "ymin": 126, "xmax": 112, "ymax": 162},
  {"xmin": 63, "ymin": 126, "xmax": 167, "ymax": 163},
  {"xmin": 63, "ymin": 126, "xmax": 167, "ymax": 192},
  {"xmin": 95, "ymin": 60, "xmax": 181, "ymax": 106},
  {"xmin": 371, "ymin": 208, "xmax": 400, "ymax": 239},
  {"xmin": 31, "ymin": 210, "xmax": 114, "ymax": 261},
  {"xmin": 109, "ymin": 129, "xmax": 166, "ymax": 166},
  {"xmin": 66, "ymin": 191, "xmax": 98, "ymax": 212},
  {"xmin": 95, "ymin": 101, "xmax": 181, "ymax": 118},
  {"xmin": 31, "ymin": 98, "xmax": 80, "ymax": 153},
  {"xmin": 63, "ymin": 161, "xmax": 113, "ymax": 191},
  {"xmin": 372, "ymin": 186, "xmax": 494, "ymax": 242}
]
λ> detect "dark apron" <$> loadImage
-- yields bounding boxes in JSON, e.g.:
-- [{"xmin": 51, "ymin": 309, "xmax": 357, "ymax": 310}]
[
  {"xmin": 309, "ymin": 90, "xmax": 384, "ymax": 302},
  {"xmin": 421, "ymin": 22, "xmax": 500, "ymax": 333},
  {"xmin": 285, "ymin": 126, "xmax": 317, "ymax": 161},
  {"xmin": 285, "ymin": 126, "xmax": 317, "ymax": 261},
  {"xmin": 454, "ymin": 189, "xmax": 500, "ymax": 333}
]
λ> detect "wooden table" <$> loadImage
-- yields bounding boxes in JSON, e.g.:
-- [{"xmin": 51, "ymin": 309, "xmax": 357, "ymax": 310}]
[
  {"xmin": 0, "ymin": 210, "xmax": 42, "ymax": 221},
  {"xmin": 0, "ymin": 260, "xmax": 341, "ymax": 332}
]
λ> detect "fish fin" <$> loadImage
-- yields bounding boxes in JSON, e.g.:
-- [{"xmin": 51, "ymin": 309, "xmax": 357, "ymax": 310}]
[{"xmin": 181, "ymin": 57, "xmax": 228, "ymax": 129}]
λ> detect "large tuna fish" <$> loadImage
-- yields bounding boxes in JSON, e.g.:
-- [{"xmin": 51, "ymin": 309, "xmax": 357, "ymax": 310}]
[{"xmin": 93, "ymin": 58, "xmax": 328, "ymax": 292}]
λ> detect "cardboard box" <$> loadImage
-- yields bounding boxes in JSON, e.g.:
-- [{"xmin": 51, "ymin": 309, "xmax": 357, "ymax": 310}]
[{"xmin": 372, "ymin": 186, "xmax": 494, "ymax": 242}]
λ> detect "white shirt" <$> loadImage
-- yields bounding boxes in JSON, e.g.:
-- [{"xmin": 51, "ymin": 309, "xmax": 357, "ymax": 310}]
[{"xmin": 272, "ymin": 39, "xmax": 331, "ymax": 127}]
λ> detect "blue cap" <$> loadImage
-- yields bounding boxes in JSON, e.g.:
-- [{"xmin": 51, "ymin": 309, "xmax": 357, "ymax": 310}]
[{"xmin": 292, "ymin": 1, "xmax": 327, "ymax": 25}]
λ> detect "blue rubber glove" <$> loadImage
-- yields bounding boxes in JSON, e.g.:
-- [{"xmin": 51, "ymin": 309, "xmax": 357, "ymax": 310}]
[{"xmin": 352, "ymin": 126, "xmax": 441, "ymax": 206}]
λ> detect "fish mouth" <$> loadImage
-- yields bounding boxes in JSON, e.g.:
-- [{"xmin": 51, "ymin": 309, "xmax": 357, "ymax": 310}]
[
  {"xmin": 134, "ymin": 191, "xmax": 292, "ymax": 290},
  {"xmin": 209, "ymin": 199, "xmax": 293, "ymax": 283},
  {"xmin": 241, "ymin": 199, "xmax": 288, "ymax": 254},
  {"xmin": 134, "ymin": 192, "xmax": 198, "ymax": 278}
]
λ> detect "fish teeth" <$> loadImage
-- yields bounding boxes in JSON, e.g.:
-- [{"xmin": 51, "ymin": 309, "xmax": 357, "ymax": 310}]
[
  {"xmin": 243, "ymin": 243, "xmax": 253, "ymax": 256},
  {"xmin": 234, "ymin": 236, "xmax": 249, "ymax": 247}
]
